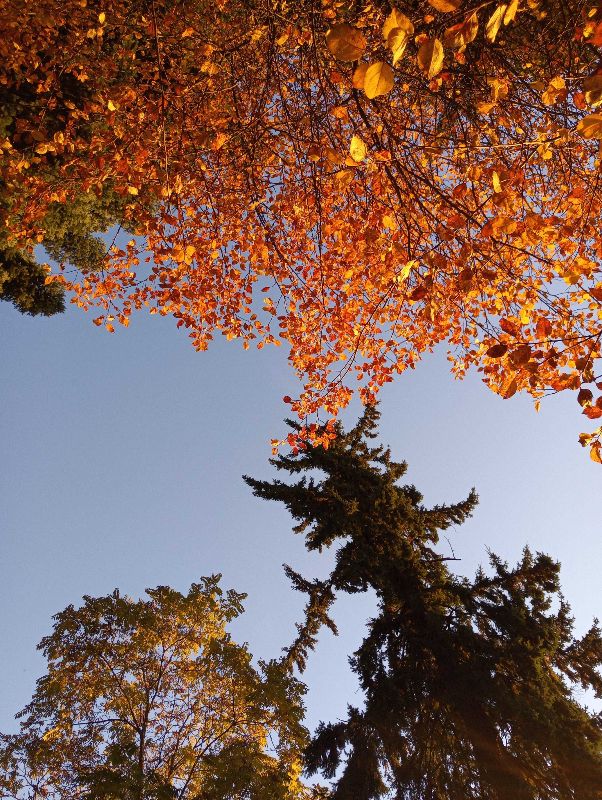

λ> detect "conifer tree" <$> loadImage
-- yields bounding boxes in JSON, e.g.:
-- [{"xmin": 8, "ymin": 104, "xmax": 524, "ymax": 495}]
[{"xmin": 245, "ymin": 408, "xmax": 602, "ymax": 800}]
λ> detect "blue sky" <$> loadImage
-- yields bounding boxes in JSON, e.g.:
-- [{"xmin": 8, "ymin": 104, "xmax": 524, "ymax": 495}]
[{"xmin": 1, "ymin": 298, "xmax": 601, "ymax": 735}]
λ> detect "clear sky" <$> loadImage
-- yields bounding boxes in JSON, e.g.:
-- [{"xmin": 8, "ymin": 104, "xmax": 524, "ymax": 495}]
[{"xmin": 1, "ymin": 297, "xmax": 601, "ymax": 737}]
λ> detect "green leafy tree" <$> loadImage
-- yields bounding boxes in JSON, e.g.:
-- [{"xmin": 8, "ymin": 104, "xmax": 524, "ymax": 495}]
[
  {"xmin": 0, "ymin": 577, "xmax": 314, "ymax": 800},
  {"xmin": 245, "ymin": 408, "xmax": 602, "ymax": 800}
]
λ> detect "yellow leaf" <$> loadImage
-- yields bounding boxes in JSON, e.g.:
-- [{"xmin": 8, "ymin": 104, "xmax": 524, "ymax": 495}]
[
  {"xmin": 488, "ymin": 77, "xmax": 509, "ymax": 102},
  {"xmin": 98, "ymin": 11, "xmax": 106, "ymax": 23},
  {"xmin": 584, "ymin": 75, "xmax": 602, "ymax": 107},
  {"xmin": 577, "ymin": 113, "xmax": 602, "ymax": 139},
  {"xmin": 383, "ymin": 9, "xmax": 414, "ymax": 41},
  {"xmin": 349, "ymin": 135, "xmax": 367, "ymax": 162},
  {"xmin": 126, "ymin": 185, "xmax": 139, "ymax": 195},
  {"xmin": 590, "ymin": 444, "xmax": 602, "ymax": 463},
  {"xmin": 107, "ymin": 99, "xmax": 116, "ymax": 111},
  {"xmin": 417, "ymin": 38, "xmax": 444, "ymax": 79},
  {"xmin": 428, "ymin": 0, "xmax": 461, "ymax": 12},
  {"xmin": 486, "ymin": 5, "xmax": 507, "ymax": 42},
  {"xmin": 492, "ymin": 170, "xmax": 502, "ymax": 193},
  {"xmin": 363, "ymin": 61, "xmax": 395, "ymax": 99},
  {"xmin": 352, "ymin": 63, "xmax": 369, "ymax": 90},
  {"xmin": 503, "ymin": 0, "xmax": 519, "ymax": 24},
  {"xmin": 397, "ymin": 260, "xmax": 416, "ymax": 282},
  {"xmin": 382, "ymin": 214, "xmax": 397, "ymax": 229},
  {"xmin": 387, "ymin": 28, "xmax": 410, "ymax": 65},
  {"xmin": 326, "ymin": 24, "xmax": 367, "ymax": 61}
]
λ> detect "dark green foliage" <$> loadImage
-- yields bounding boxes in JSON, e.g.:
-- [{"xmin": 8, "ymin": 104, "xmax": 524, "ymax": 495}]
[
  {"xmin": 0, "ymin": 247, "xmax": 64, "ymax": 316},
  {"xmin": 40, "ymin": 189, "xmax": 132, "ymax": 273},
  {"xmin": 245, "ymin": 407, "xmax": 602, "ymax": 800},
  {"xmin": 1, "ymin": 70, "xmax": 143, "ymax": 317},
  {"xmin": 0, "ymin": 186, "xmax": 140, "ymax": 316}
]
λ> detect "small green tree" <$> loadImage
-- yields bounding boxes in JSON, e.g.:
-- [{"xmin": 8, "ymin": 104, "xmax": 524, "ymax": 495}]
[
  {"xmin": 245, "ymin": 407, "xmax": 602, "ymax": 800},
  {"xmin": 0, "ymin": 577, "xmax": 313, "ymax": 800}
]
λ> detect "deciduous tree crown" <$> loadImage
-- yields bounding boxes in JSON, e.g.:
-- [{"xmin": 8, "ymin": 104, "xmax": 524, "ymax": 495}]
[{"xmin": 2, "ymin": 0, "xmax": 602, "ymax": 457}]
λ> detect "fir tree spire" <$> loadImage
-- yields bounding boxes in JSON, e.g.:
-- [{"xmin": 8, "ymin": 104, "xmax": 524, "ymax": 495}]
[{"xmin": 245, "ymin": 408, "xmax": 602, "ymax": 800}]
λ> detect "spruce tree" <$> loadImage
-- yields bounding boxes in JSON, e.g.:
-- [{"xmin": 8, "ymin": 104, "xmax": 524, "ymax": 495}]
[{"xmin": 245, "ymin": 407, "xmax": 602, "ymax": 800}]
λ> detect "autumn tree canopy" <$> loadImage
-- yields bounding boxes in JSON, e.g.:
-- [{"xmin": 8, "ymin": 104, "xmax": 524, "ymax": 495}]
[
  {"xmin": 2, "ymin": 0, "xmax": 602, "ymax": 457},
  {"xmin": 0, "ymin": 577, "xmax": 314, "ymax": 800},
  {"xmin": 246, "ymin": 407, "xmax": 602, "ymax": 799}
]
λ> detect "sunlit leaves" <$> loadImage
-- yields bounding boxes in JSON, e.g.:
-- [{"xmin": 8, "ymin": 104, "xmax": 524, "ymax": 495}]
[
  {"xmin": 4, "ymin": 0, "xmax": 602, "ymax": 461},
  {"xmin": 485, "ymin": 5, "xmax": 507, "ymax": 42},
  {"xmin": 383, "ymin": 9, "xmax": 414, "ymax": 64},
  {"xmin": 417, "ymin": 38, "xmax": 444, "ymax": 78},
  {"xmin": 0, "ymin": 579, "xmax": 311, "ymax": 799},
  {"xmin": 349, "ymin": 135, "xmax": 367, "ymax": 162},
  {"xmin": 363, "ymin": 61, "xmax": 395, "ymax": 98},
  {"xmin": 383, "ymin": 8, "xmax": 414, "ymax": 40},
  {"xmin": 577, "ymin": 112, "xmax": 602, "ymax": 138},
  {"xmin": 503, "ymin": 0, "xmax": 520, "ymax": 24},
  {"xmin": 326, "ymin": 23, "xmax": 366, "ymax": 61},
  {"xmin": 387, "ymin": 28, "xmax": 410, "ymax": 65},
  {"xmin": 444, "ymin": 14, "xmax": 479, "ymax": 49},
  {"xmin": 427, "ymin": 0, "xmax": 461, "ymax": 12}
]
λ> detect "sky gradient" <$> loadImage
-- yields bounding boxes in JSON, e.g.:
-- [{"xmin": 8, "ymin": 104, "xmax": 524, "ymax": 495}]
[{"xmin": 1, "ymin": 298, "xmax": 601, "ymax": 736}]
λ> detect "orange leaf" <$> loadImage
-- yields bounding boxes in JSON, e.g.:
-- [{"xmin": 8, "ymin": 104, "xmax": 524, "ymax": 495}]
[
  {"xmin": 487, "ymin": 343, "xmax": 508, "ymax": 358},
  {"xmin": 326, "ymin": 24, "xmax": 367, "ymax": 61}
]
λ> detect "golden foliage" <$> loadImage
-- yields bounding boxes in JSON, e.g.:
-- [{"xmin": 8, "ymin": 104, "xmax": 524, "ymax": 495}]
[{"xmin": 2, "ymin": 0, "xmax": 602, "ymax": 459}]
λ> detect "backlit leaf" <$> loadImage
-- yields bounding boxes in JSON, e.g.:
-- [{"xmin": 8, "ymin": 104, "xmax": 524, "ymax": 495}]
[
  {"xmin": 387, "ymin": 28, "xmax": 411, "ymax": 65},
  {"xmin": 364, "ymin": 61, "xmax": 395, "ymax": 99},
  {"xmin": 577, "ymin": 113, "xmax": 602, "ymax": 139},
  {"xmin": 503, "ymin": 0, "xmax": 519, "ymax": 24},
  {"xmin": 428, "ymin": 0, "xmax": 461, "ymax": 12},
  {"xmin": 486, "ymin": 5, "xmax": 507, "ymax": 42},
  {"xmin": 349, "ymin": 135, "xmax": 368, "ymax": 162},
  {"xmin": 487, "ymin": 343, "xmax": 508, "ymax": 358},
  {"xmin": 443, "ymin": 14, "xmax": 479, "ymax": 49},
  {"xmin": 578, "ymin": 388, "xmax": 593, "ymax": 406},
  {"xmin": 591, "ymin": 444, "xmax": 602, "ymax": 463},
  {"xmin": 352, "ymin": 63, "xmax": 369, "ymax": 89},
  {"xmin": 326, "ymin": 24, "xmax": 367, "ymax": 61},
  {"xmin": 383, "ymin": 8, "xmax": 414, "ymax": 40},
  {"xmin": 584, "ymin": 75, "xmax": 602, "ymax": 107},
  {"xmin": 417, "ymin": 38, "xmax": 444, "ymax": 78}
]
